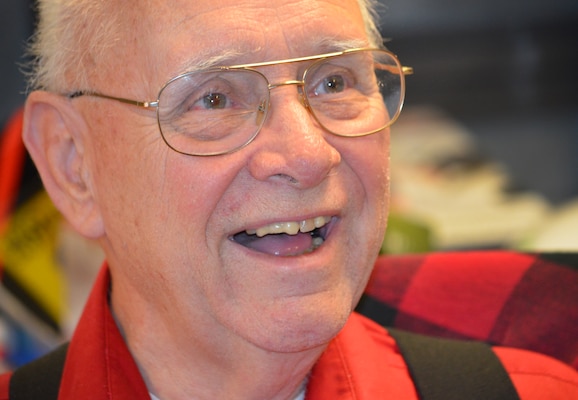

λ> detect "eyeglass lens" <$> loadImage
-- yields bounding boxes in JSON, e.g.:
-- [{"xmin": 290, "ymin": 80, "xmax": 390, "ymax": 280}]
[{"xmin": 157, "ymin": 49, "xmax": 404, "ymax": 156}]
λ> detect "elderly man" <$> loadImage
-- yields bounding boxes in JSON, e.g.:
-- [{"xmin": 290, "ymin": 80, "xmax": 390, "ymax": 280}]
[{"xmin": 1, "ymin": 0, "xmax": 578, "ymax": 398}]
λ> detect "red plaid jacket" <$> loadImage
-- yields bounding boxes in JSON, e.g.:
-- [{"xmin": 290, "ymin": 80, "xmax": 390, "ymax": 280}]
[{"xmin": 358, "ymin": 250, "xmax": 578, "ymax": 370}]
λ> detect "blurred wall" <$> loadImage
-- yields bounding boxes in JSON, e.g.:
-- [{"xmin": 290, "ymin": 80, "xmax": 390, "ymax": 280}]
[
  {"xmin": 0, "ymin": 0, "xmax": 34, "ymax": 129},
  {"xmin": 379, "ymin": 0, "xmax": 578, "ymax": 203}
]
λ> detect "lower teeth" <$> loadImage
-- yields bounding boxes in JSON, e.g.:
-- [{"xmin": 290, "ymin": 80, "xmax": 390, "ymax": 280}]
[
  {"xmin": 305, "ymin": 236, "xmax": 324, "ymax": 253},
  {"xmin": 312, "ymin": 236, "xmax": 324, "ymax": 248}
]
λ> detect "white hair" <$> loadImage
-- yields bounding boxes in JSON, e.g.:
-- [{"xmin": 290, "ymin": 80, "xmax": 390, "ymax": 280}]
[
  {"xmin": 27, "ymin": 0, "xmax": 133, "ymax": 93},
  {"xmin": 27, "ymin": 0, "xmax": 383, "ymax": 93},
  {"xmin": 357, "ymin": 0, "xmax": 385, "ymax": 48}
]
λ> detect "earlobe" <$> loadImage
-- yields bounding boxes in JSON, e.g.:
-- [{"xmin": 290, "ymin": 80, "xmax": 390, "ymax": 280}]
[{"xmin": 22, "ymin": 91, "xmax": 104, "ymax": 239}]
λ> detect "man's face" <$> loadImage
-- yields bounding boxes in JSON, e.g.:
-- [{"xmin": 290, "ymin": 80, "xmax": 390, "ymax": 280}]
[{"xmin": 83, "ymin": 0, "xmax": 390, "ymax": 353}]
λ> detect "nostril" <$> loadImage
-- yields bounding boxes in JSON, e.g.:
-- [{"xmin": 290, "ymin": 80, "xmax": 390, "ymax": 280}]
[{"xmin": 273, "ymin": 174, "xmax": 298, "ymax": 185}]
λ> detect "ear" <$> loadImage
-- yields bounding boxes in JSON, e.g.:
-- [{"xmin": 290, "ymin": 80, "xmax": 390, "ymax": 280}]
[{"xmin": 22, "ymin": 91, "xmax": 104, "ymax": 239}]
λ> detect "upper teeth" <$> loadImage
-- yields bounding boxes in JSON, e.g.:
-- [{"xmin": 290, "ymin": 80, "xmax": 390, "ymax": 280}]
[{"xmin": 246, "ymin": 216, "xmax": 331, "ymax": 238}]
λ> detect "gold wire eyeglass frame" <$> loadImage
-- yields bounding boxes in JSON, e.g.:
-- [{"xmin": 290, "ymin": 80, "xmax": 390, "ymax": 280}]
[{"xmin": 68, "ymin": 47, "xmax": 414, "ymax": 156}]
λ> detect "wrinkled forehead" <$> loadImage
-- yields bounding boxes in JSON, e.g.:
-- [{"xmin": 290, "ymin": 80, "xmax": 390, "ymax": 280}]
[{"xmin": 130, "ymin": 0, "xmax": 368, "ymax": 88}]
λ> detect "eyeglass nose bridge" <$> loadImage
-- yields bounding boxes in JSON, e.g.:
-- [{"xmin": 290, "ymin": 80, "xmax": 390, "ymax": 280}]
[{"xmin": 267, "ymin": 79, "xmax": 310, "ymax": 110}]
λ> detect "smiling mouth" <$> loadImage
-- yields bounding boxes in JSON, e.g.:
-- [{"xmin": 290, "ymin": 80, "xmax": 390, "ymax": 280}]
[{"xmin": 231, "ymin": 216, "xmax": 333, "ymax": 257}]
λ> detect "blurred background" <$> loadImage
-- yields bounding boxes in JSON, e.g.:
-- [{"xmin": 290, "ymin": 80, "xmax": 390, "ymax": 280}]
[
  {"xmin": 1, "ymin": 0, "xmax": 578, "ymax": 369},
  {"xmin": 1, "ymin": 1, "xmax": 34, "ymax": 128},
  {"xmin": 379, "ymin": 0, "xmax": 578, "ymax": 203},
  {"xmin": 376, "ymin": 0, "xmax": 578, "ymax": 253}
]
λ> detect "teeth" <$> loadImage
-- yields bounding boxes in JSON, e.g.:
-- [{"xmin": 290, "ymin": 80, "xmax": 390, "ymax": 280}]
[
  {"xmin": 246, "ymin": 216, "xmax": 331, "ymax": 237},
  {"xmin": 312, "ymin": 236, "xmax": 324, "ymax": 248}
]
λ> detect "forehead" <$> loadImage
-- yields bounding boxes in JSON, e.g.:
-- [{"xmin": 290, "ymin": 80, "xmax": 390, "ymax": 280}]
[{"xmin": 135, "ymin": 0, "xmax": 368, "ymax": 85}]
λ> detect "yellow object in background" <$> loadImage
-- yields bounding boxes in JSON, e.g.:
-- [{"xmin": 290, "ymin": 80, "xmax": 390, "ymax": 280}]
[
  {"xmin": 0, "ymin": 190, "xmax": 65, "ymax": 327},
  {"xmin": 382, "ymin": 213, "xmax": 432, "ymax": 254}
]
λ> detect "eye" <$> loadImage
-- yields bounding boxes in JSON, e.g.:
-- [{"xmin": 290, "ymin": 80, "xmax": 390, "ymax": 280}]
[
  {"xmin": 307, "ymin": 62, "xmax": 358, "ymax": 98},
  {"xmin": 314, "ymin": 75, "xmax": 345, "ymax": 95},
  {"xmin": 159, "ymin": 79, "xmax": 237, "ymax": 120},
  {"xmin": 314, "ymin": 75, "xmax": 346, "ymax": 95},
  {"xmin": 198, "ymin": 92, "xmax": 230, "ymax": 110}
]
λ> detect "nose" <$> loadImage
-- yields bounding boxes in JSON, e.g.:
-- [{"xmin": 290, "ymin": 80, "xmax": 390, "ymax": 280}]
[{"xmin": 246, "ymin": 86, "xmax": 341, "ymax": 189}]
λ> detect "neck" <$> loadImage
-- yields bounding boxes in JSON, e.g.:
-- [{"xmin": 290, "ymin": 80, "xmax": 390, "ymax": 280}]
[
  {"xmin": 110, "ymin": 281, "xmax": 327, "ymax": 400},
  {"xmin": 144, "ymin": 347, "xmax": 317, "ymax": 400}
]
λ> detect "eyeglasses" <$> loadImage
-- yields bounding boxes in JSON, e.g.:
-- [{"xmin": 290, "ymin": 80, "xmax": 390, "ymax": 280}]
[{"xmin": 68, "ymin": 48, "xmax": 413, "ymax": 156}]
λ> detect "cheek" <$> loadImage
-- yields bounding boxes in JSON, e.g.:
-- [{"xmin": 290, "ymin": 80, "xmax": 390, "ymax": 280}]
[
  {"xmin": 81, "ymin": 111, "xmax": 175, "ymax": 250},
  {"xmin": 342, "ymin": 130, "xmax": 390, "ymax": 200},
  {"xmin": 367, "ymin": 133, "xmax": 391, "ymax": 226},
  {"xmin": 344, "ymin": 131, "xmax": 391, "ymax": 244}
]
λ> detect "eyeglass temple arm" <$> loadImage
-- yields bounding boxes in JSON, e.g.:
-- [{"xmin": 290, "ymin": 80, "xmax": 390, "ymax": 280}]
[
  {"xmin": 378, "ymin": 64, "xmax": 414, "ymax": 76},
  {"xmin": 402, "ymin": 66, "xmax": 414, "ymax": 75},
  {"xmin": 67, "ymin": 90, "xmax": 160, "ymax": 108}
]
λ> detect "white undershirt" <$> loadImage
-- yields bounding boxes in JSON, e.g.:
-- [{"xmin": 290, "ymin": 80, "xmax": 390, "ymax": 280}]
[{"xmin": 149, "ymin": 379, "xmax": 307, "ymax": 400}]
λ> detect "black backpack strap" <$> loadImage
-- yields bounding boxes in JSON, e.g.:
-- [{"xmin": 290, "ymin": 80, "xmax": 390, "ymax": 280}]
[
  {"xmin": 388, "ymin": 328, "xmax": 520, "ymax": 400},
  {"xmin": 9, "ymin": 342, "xmax": 69, "ymax": 400}
]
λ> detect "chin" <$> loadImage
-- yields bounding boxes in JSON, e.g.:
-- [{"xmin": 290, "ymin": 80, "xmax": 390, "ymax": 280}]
[{"xmin": 246, "ymin": 292, "xmax": 354, "ymax": 354}]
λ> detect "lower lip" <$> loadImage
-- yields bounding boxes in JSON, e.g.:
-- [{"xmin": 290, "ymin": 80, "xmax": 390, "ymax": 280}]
[{"xmin": 229, "ymin": 218, "xmax": 339, "ymax": 263}]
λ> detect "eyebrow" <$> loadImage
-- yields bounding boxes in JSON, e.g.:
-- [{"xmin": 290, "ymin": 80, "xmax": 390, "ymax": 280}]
[
  {"xmin": 311, "ymin": 37, "xmax": 370, "ymax": 53},
  {"xmin": 174, "ymin": 49, "xmax": 247, "ymax": 74},
  {"xmin": 172, "ymin": 37, "xmax": 371, "ymax": 75}
]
